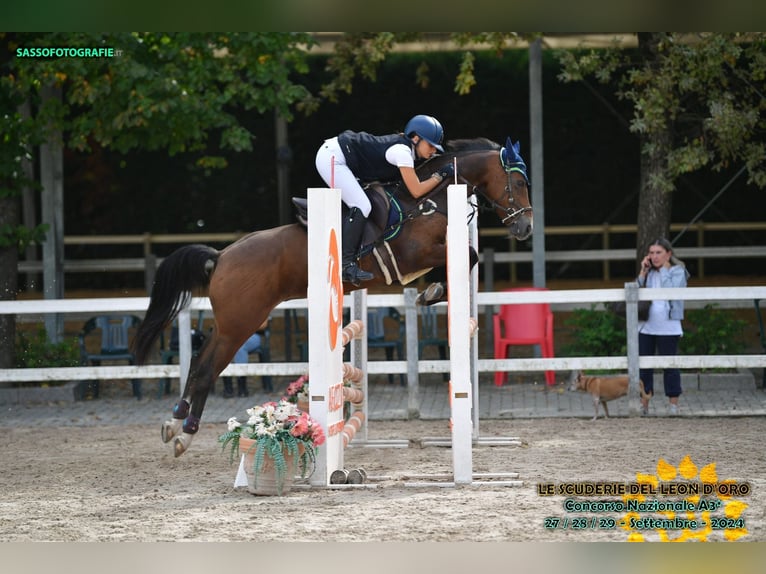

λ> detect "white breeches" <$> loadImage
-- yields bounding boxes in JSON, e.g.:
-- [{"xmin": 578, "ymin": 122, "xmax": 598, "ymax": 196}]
[{"xmin": 315, "ymin": 137, "xmax": 372, "ymax": 216}]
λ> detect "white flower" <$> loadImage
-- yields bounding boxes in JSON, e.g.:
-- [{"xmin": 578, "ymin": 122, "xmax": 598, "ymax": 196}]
[{"xmin": 226, "ymin": 417, "xmax": 242, "ymax": 432}]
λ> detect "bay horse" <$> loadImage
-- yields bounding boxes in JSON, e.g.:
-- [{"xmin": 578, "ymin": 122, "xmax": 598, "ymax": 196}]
[{"xmin": 132, "ymin": 136, "xmax": 533, "ymax": 457}]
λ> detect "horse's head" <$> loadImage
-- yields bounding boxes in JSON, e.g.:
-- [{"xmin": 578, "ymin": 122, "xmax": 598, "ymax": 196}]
[
  {"xmin": 497, "ymin": 137, "xmax": 533, "ymax": 240},
  {"xmin": 440, "ymin": 137, "xmax": 533, "ymax": 241}
]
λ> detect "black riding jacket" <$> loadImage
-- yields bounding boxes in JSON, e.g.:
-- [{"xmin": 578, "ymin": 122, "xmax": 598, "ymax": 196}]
[{"xmin": 337, "ymin": 131, "xmax": 416, "ymax": 182}]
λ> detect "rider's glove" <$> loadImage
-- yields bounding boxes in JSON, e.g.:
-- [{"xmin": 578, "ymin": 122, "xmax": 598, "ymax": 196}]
[{"xmin": 431, "ymin": 162, "xmax": 455, "ymax": 182}]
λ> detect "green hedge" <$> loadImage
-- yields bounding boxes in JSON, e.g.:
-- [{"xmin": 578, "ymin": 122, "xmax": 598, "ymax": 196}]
[{"xmin": 562, "ymin": 304, "xmax": 747, "ymax": 360}]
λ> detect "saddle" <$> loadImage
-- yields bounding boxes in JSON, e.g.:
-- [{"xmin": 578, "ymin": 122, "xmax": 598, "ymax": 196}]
[
  {"xmin": 291, "ymin": 183, "xmax": 405, "ymax": 249},
  {"xmin": 292, "ymin": 183, "xmax": 433, "ymax": 285}
]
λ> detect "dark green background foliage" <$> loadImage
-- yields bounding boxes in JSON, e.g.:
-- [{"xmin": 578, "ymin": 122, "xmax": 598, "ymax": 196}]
[
  {"xmin": 562, "ymin": 304, "xmax": 748, "ymax": 359},
  {"xmin": 561, "ymin": 305, "xmax": 627, "ymax": 358},
  {"xmin": 15, "ymin": 326, "xmax": 80, "ymax": 368},
  {"xmin": 64, "ymin": 49, "xmax": 642, "ymax": 238},
  {"xmin": 682, "ymin": 304, "xmax": 747, "ymax": 357},
  {"xmin": 4, "ymin": 35, "xmax": 765, "ymax": 293},
  {"xmin": 57, "ymin": 48, "xmax": 766, "ymax": 289}
]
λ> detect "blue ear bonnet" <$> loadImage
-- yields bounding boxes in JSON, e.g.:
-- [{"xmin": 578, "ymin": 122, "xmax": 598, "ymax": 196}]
[{"xmin": 500, "ymin": 137, "xmax": 529, "ymax": 183}]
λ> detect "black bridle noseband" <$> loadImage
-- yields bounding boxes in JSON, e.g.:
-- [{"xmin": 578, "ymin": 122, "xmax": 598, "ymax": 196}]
[{"xmin": 454, "ymin": 157, "xmax": 533, "ymax": 226}]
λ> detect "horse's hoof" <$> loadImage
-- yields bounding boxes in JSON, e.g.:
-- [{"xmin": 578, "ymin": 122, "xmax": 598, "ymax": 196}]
[
  {"xmin": 173, "ymin": 432, "xmax": 194, "ymax": 457},
  {"xmin": 417, "ymin": 282, "xmax": 444, "ymax": 305},
  {"xmin": 161, "ymin": 419, "xmax": 182, "ymax": 443}
]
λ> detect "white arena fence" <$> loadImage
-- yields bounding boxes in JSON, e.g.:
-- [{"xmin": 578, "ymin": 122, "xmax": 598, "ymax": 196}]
[{"xmin": 1, "ymin": 286, "xmax": 766, "ymax": 402}]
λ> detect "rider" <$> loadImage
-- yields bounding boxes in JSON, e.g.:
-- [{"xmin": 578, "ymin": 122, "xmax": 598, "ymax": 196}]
[{"xmin": 315, "ymin": 114, "xmax": 454, "ymax": 285}]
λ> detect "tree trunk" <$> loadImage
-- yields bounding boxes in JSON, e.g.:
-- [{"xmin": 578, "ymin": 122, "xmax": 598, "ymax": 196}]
[
  {"xmin": 636, "ymin": 130, "xmax": 674, "ymax": 259},
  {"xmin": 40, "ymin": 84, "xmax": 65, "ymax": 342},
  {"xmin": 635, "ymin": 33, "xmax": 674, "ymax": 265},
  {"xmin": 0, "ymin": 194, "xmax": 18, "ymax": 370}
]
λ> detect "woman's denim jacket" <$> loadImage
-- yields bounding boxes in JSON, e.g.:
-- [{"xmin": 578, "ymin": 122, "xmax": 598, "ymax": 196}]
[{"xmin": 636, "ymin": 264, "xmax": 689, "ymax": 320}]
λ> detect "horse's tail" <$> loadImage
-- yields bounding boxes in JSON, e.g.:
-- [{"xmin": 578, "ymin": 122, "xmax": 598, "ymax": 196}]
[{"xmin": 132, "ymin": 244, "xmax": 220, "ymax": 364}]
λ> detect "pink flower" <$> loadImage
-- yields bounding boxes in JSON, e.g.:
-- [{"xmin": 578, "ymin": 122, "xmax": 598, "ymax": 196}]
[
  {"xmin": 311, "ymin": 424, "xmax": 326, "ymax": 446},
  {"xmin": 285, "ymin": 375, "xmax": 308, "ymax": 397},
  {"xmin": 290, "ymin": 413, "xmax": 310, "ymax": 437},
  {"xmin": 286, "ymin": 411, "xmax": 325, "ymax": 446}
]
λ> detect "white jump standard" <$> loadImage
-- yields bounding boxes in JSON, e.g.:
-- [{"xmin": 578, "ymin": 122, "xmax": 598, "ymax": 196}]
[{"xmin": 405, "ymin": 184, "xmax": 522, "ymax": 488}]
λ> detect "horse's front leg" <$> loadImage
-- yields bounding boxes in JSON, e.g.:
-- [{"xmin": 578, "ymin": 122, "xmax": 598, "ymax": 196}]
[{"xmin": 416, "ymin": 247, "xmax": 478, "ymax": 305}]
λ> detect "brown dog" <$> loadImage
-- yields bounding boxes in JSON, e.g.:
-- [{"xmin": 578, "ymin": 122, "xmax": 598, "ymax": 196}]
[{"xmin": 567, "ymin": 371, "xmax": 648, "ymax": 420}]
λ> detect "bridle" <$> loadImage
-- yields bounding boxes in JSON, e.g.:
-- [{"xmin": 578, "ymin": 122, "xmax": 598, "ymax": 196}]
[
  {"xmin": 473, "ymin": 173, "xmax": 532, "ymax": 225},
  {"xmin": 455, "ymin": 152, "xmax": 533, "ymax": 226},
  {"xmin": 404, "ymin": 146, "xmax": 533, "ymax": 230}
]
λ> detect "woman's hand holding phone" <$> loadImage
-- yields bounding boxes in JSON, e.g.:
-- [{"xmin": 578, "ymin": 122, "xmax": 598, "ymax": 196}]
[{"xmin": 641, "ymin": 256, "xmax": 652, "ymax": 273}]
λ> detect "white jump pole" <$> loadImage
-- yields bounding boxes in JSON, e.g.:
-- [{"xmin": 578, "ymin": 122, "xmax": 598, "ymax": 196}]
[
  {"xmin": 447, "ymin": 183, "xmax": 473, "ymax": 484},
  {"xmin": 350, "ymin": 289, "xmax": 369, "ymax": 443},
  {"xmin": 307, "ymin": 187, "xmax": 345, "ymax": 486},
  {"xmin": 468, "ymin": 194, "xmax": 480, "ymax": 438}
]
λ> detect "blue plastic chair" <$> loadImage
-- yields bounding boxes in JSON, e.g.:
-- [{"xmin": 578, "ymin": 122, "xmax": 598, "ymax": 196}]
[
  {"xmin": 78, "ymin": 315, "xmax": 142, "ymax": 400},
  {"xmin": 418, "ymin": 305, "xmax": 449, "ymax": 381},
  {"xmin": 367, "ymin": 307, "xmax": 405, "ymax": 385},
  {"xmin": 222, "ymin": 325, "xmax": 273, "ymax": 396}
]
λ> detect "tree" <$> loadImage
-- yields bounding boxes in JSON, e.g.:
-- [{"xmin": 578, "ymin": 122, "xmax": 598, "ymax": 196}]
[
  {"xmin": 0, "ymin": 71, "xmax": 48, "ymax": 368},
  {"xmin": 0, "ymin": 32, "xmax": 317, "ymax": 367},
  {"xmin": 318, "ymin": 32, "xmax": 766, "ymax": 260},
  {"xmin": 556, "ymin": 32, "xmax": 766, "ymax": 257},
  {"xmin": 317, "ymin": 32, "xmax": 528, "ymax": 102}
]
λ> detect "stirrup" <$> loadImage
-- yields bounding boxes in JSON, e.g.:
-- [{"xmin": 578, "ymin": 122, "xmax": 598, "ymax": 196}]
[{"xmin": 343, "ymin": 263, "xmax": 373, "ymax": 286}]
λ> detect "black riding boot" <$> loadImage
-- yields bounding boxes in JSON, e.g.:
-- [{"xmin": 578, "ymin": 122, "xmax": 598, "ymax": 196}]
[
  {"xmin": 223, "ymin": 377, "xmax": 234, "ymax": 398},
  {"xmin": 342, "ymin": 207, "xmax": 374, "ymax": 286},
  {"xmin": 237, "ymin": 376, "xmax": 249, "ymax": 397}
]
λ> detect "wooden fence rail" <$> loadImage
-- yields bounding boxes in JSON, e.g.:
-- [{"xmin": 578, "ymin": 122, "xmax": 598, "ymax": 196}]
[{"xmin": 16, "ymin": 222, "xmax": 766, "ymax": 289}]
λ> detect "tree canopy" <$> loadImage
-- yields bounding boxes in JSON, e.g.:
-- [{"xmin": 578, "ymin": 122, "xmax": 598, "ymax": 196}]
[
  {"xmin": 1, "ymin": 32, "xmax": 318, "ymax": 365},
  {"xmin": 5, "ymin": 32, "xmax": 316, "ymax": 157},
  {"xmin": 556, "ymin": 32, "xmax": 766, "ymax": 252}
]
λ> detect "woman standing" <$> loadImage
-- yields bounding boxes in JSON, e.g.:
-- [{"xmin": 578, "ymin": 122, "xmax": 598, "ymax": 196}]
[{"xmin": 636, "ymin": 238, "xmax": 690, "ymax": 416}]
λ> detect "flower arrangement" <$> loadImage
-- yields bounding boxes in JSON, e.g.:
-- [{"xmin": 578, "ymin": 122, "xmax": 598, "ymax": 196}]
[
  {"xmin": 284, "ymin": 374, "xmax": 356, "ymax": 421},
  {"xmin": 219, "ymin": 398, "xmax": 325, "ymax": 494}
]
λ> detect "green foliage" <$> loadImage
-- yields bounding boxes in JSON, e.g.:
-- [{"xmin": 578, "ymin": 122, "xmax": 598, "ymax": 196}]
[
  {"xmin": 8, "ymin": 32, "xmax": 317, "ymax": 157},
  {"xmin": 15, "ymin": 326, "xmax": 80, "ymax": 368},
  {"xmin": 682, "ymin": 304, "xmax": 747, "ymax": 356},
  {"xmin": 0, "ymin": 223, "xmax": 48, "ymax": 251},
  {"xmin": 0, "ymin": 76, "xmax": 41, "ymax": 201},
  {"xmin": 319, "ymin": 32, "xmax": 529, "ymax": 103},
  {"xmin": 561, "ymin": 305, "xmax": 627, "ymax": 358},
  {"xmin": 556, "ymin": 32, "xmax": 766, "ymax": 278},
  {"xmin": 556, "ymin": 33, "xmax": 766, "ymax": 189},
  {"xmin": 561, "ymin": 304, "xmax": 748, "ymax": 366}
]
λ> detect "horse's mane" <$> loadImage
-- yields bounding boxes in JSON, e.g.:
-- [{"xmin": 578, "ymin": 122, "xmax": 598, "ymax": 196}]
[
  {"xmin": 417, "ymin": 137, "xmax": 501, "ymax": 174},
  {"xmin": 445, "ymin": 137, "xmax": 501, "ymax": 152}
]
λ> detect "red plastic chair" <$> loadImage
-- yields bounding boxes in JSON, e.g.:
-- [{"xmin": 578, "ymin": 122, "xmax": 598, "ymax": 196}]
[{"xmin": 493, "ymin": 287, "xmax": 556, "ymax": 386}]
